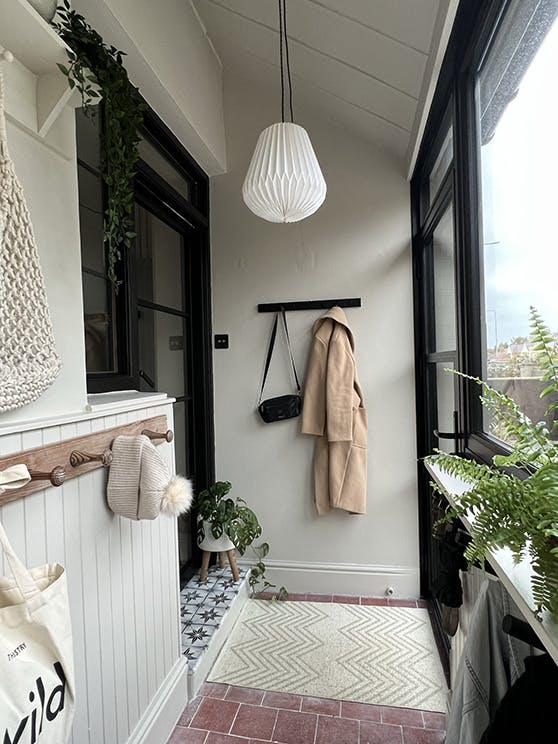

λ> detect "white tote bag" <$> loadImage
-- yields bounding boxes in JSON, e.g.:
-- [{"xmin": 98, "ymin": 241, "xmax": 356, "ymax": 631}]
[{"xmin": 0, "ymin": 522, "xmax": 75, "ymax": 743}]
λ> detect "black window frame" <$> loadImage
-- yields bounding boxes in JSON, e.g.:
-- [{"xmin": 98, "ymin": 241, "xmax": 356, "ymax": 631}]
[
  {"xmin": 79, "ymin": 99, "xmax": 211, "ymax": 395},
  {"xmin": 412, "ymin": 0, "xmax": 518, "ymax": 471}
]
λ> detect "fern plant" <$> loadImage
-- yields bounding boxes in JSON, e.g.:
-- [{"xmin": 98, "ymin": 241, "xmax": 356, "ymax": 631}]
[{"xmin": 427, "ymin": 307, "xmax": 558, "ymax": 617}]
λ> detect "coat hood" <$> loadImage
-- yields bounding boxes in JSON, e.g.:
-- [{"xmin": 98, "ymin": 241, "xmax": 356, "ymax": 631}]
[{"xmin": 312, "ymin": 306, "xmax": 355, "ymax": 351}]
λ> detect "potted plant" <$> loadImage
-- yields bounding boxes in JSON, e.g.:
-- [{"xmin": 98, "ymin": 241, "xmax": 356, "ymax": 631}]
[
  {"xmin": 427, "ymin": 307, "xmax": 558, "ymax": 618},
  {"xmin": 197, "ymin": 481, "xmax": 287, "ymax": 599}
]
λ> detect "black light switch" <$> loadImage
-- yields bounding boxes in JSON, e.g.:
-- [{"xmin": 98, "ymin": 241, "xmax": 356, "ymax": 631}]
[{"xmin": 214, "ymin": 334, "xmax": 229, "ymax": 349}]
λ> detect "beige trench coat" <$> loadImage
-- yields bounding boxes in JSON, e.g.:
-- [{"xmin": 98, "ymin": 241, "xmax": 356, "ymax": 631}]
[{"xmin": 301, "ymin": 306, "xmax": 367, "ymax": 515}]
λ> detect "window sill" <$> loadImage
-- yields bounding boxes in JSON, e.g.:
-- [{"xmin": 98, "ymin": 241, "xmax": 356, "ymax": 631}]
[
  {"xmin": 425, "ymin": 457, "xmax": 558, "ymax": 665},
  {"xmin": 86, "ymin": 390, "xmax": 175, "ymax": 415}
]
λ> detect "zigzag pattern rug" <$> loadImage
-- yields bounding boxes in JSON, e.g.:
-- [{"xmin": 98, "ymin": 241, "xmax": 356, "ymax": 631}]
[{"xmin": 208, "ymin": 600, "xmax": 447, "ymax": 711}]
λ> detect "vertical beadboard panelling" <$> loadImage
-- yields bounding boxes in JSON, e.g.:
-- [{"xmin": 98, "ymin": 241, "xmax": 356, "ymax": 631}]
[
  {"xmin": 22, "ymin": 429, "xmax": 46, "ymax": 568},
  {"xmin": 0, "ymin": 400, "xmax": 181, "ymax": 744},
  {"xmin": 63, "ymin": 420, "xmax": 91, "ymax": 744},
  {"xmin": 43, "ymin": 424, "xmax": 66, "ymax": 571},
  {"xmin": 0, "ymin": 432, "xmax": 25, "ymax": 577}
]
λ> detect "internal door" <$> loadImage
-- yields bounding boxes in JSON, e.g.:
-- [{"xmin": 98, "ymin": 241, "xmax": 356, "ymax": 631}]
[{"xmin": 135, "ymin": 202, "xmax": 196, "ymax": 575}]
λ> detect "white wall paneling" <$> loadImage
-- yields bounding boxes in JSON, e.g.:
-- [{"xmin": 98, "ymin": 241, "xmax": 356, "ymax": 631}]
[{"xmin": 0, "ymin": 401, "xmax": 186, "ymax": 744}]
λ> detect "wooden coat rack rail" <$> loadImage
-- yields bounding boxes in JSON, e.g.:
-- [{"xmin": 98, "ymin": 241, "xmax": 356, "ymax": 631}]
[{"xmin": 0, "ymin": 415, "xmax": 172, "ymax": 508}]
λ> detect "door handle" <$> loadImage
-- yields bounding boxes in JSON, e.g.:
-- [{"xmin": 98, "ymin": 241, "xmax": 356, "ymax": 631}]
[{"xmin": 139, "ymin": 369, "xmax": 156, "ymax": 389}]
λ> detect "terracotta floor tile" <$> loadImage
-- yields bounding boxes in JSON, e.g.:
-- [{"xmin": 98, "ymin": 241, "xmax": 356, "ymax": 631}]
[
  {"xmin": 205, "ymin": 734, "xmax": 248, "ymax": 744},
  {"xmin": 387, "ymin": 599, "xmax": 418, "ymax": 608},
  {"xmin": 360, "ymin": 721, "xmax": 403, "ymax": 744},
  {"xmin": 301, "ymin": 696, "xmax": 341, "ymax": 716},
  {"xmin": 178, "ymin": 697, "xmax": 202, "ymax": 726},
  {"xmin": 421, "ymin": 712, "xmax": 447, "ymax": 731},
  {"xmin": 417, "ymin": 600, "xmax": 429, "ymax": 609},
  {"xmin": 169, "ymin": 727, "xmax": 208, "ymax": 743},
  {"xmin": 332, "ymin": 595, "xmax": 360, "ymax": 604},
  {"xmin": 381, "ymin": 707, "xmax": 424, "ymax": 727},
  {"xmin": 315, "ymin": 715, "xmax": 359, "ymax": 744},
  {"xmin": 341, "ymin": 700, "xmax": 382, "ymax": 722},
  {"xmin": 190, "ymin": 698, "xmax": 239, "ymax": 733},
  {"xmin": 225, "ymin": 685, "xmax": 265, "ymax": 705},
  {"xmin": 262, "ymin": 691, "xmax": 302, "ymax": 711},
  {"xmin": 284, "ymin": 592, "xmax": 307, "ymax": 601},
  {"xmin": 360, "ymin": 597, "xmax": 389, "ymax": 606},
  {"xmin": 306, "ymin": 594, "xmax": 333, "ymax": 603},
  {"xmin": 402, "ymin": 727, "xmax": 445, "ymax": 744},
  {"xmin": 201, "ymin": 682, "xmax": 229, "ymax": 699},
  {"xmin": 231, "ymin": 704, "xmax": 277, "ymax": 739},
  {"xmin": 272, "ymin": 709, "xmax": 318, "ymax": 744}
]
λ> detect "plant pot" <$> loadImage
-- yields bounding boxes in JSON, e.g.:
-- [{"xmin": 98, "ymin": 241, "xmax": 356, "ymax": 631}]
[
  {"xmin": 26, "ymin": 0, "xmax": 58, "ymax": 22},
  {"xmin": 197, "ymin": 519, "xmax": 235, "ymax": 552}
]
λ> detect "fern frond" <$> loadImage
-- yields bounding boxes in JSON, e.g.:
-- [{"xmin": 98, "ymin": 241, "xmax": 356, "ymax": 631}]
[{"xmin": 530, "ymin": 306, "xmax": 558, "ymax": 425}]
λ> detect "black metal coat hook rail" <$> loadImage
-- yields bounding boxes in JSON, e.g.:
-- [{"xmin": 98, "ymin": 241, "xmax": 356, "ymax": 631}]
[{"xmin": 257, "ymin": 298, "xmax": 361, "ymax": 313}]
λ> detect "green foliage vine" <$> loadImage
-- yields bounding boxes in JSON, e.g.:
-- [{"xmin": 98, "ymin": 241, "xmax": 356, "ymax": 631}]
[
  {"xmin": 427, "ymin": 307, "xmax": 558, "ymax": 617},
  {"xmin": 53, "ymin": 1, "xmax": 145, "ymax": 288}
]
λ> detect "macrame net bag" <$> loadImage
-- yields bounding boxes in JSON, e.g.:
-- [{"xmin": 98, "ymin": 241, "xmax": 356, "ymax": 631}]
[{"xmin": 0, "ymin": 72, "xmax": 61, "ymax": 412}]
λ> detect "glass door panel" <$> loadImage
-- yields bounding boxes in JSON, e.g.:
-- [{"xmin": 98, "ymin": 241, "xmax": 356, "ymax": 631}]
[
  {"xmin": 135, "ymin": 203, "xmax": 195, "ymax": 577},
  {"xmin": 432, "ymin": 207, "xmax": 457, "ymax": 352}
]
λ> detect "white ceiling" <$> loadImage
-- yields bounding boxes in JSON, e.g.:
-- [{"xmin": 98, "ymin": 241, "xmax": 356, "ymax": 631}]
[{"xmin": 191, "ymin": 0, "xmax": 458, "ymax": 175}]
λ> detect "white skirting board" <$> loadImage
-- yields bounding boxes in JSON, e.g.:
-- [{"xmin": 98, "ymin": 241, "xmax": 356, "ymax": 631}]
[
  {"xmin": 241, "ymin": 559, "xmax": 420, "ymax": 599},
  {"xmin": 127, "ymin": 658, "xmax": 188, "ymax": 744}
]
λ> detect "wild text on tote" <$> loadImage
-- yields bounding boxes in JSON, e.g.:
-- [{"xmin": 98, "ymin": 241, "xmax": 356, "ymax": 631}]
[{"xmin": 3, "ymin": 662, "xmax": 68, "ymax": 744}]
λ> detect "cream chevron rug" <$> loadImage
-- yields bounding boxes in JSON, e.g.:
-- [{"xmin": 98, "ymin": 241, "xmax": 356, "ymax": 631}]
[{"xmin": 208, "ymin": 600, "xmax": 447, "ymax": 712}]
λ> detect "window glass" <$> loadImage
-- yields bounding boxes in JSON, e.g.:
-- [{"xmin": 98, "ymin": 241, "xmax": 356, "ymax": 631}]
[
  {"xmin": 138, "ymin": 308, "xmax": 186, "ymax": 397},
  {"xmin": 432, "ymin": 206, "xmax": 456, "ymax": 352},
  {"xmin": 478, "ymin": 1, "xmax": 558, "ymax": 440},
  {"xmin": 83, "ymin": 273, "xmax": 116, "ymax": 373},
  {"xmin": 435, "ymin": 361, "xmax": 456, "ymax": 454},
  {"xmin": 429, "ymin": 127, "xmax": 453, "ymax": 199},
  {"xmin": 137, "ymin": 137, "xmax": 193, "ymax": 202},
  {"xmin": 135, "ymin": 205, "xmax": 184, "ymax": 311}
]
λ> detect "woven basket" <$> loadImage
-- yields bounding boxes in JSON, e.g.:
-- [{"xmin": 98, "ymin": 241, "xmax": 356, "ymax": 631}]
[{"xmin": 0, "ymin": 73, "xmax": 61, "ymax": 412}]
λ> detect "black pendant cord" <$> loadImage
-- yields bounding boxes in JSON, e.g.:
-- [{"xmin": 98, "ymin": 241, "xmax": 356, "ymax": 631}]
[
  {"xmin": 279, "ymin": 0, "xmax": 285, "ymax": 123},
  {"xmin": 278, "ymin": 0, "xmax": 294, "ymax": 123},
  {"xmin": 283, "ymin": 0, "xmax": 294, "ymax": 123}
]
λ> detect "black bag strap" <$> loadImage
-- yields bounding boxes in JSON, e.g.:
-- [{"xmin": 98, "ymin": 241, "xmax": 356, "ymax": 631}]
[
  {"xmin": 258, "ymin": 309, "xmax": 301, "ymax": 404},
  {"xmin": 280, "ymin": 309, "xmax": 302, "ymax": 394}
]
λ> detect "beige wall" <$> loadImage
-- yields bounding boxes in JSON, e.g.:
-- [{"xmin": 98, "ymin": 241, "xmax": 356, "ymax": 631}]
[
  {"xmin": 210, "ymin": 71, "xmax": 420, "ymax": 597},
  {"xmin": 0, "ymin": 105, "xmax": 87, "ymax": 426},
  {"xmin": 74, "ymin": 0, "xmax": 227, "ymax": 175}
]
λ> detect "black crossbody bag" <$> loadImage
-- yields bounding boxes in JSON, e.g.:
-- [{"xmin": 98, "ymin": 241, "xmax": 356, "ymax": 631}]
[{"xmin": 258, "ymin": 309, "xmax": 302, "ymax": 423}]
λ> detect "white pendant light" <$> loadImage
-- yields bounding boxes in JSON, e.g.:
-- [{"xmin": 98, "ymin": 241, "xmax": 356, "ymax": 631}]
[{"xmin": 242, "ymin": 0, "xmax": 326, "ymax": 223}]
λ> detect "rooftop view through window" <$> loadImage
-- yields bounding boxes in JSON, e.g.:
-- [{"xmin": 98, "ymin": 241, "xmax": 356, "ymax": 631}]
[{"xmin": 479, "ymin": 6, "xmax": 558, "ymax": 440}]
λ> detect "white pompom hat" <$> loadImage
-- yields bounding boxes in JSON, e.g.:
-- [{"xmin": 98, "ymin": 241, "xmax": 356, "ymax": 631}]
[{"xmin": 107, "ymin": 434, "xmax": 193, "ymax": 520}]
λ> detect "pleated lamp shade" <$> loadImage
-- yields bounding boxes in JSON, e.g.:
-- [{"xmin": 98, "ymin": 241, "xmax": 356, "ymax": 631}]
[{"xmin": 242, "ymin": 122, "xmax": 327, "ymax": 223}]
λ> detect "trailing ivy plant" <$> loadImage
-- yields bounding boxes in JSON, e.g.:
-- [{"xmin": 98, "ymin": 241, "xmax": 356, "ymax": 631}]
[
  {"xmin": 427, "ymin": 307, "xmax": 558, "ymax": 617},
  {"xmin": 53, "ymin": 1, "xmax": 145, "ymax": 288}
]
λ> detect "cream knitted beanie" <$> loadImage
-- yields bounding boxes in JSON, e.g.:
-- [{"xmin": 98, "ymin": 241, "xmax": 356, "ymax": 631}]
[{"xmin": 107, "ymin": 435, "xmax": 193, "ymax": 520}]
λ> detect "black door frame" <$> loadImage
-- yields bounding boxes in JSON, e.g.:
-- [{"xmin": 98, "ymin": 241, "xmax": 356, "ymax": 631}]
[
  {"xmin": 135, "ymin": 114, "xmax": 214, "ymax": 580},
  {"xmin": 411, "ymin": 0, "xmax": 512, "ymax": 664}
]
